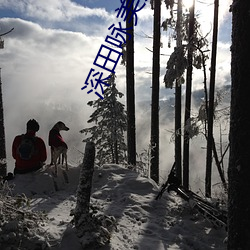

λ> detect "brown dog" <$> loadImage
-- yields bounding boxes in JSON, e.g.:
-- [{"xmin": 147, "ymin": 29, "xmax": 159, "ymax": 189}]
[{"xmin": 48, "ymin": 121, "xmax": 69, "ymax": 176}]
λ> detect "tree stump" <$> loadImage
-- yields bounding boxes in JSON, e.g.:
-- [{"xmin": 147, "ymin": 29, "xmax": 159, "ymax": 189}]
[
  {"xmin": 74, "ymin": 142, "xmax": 95, "ymax": 227},
  {"xmin": 73, "ymin": 142, "xmax": 116, "ymax": 249}
]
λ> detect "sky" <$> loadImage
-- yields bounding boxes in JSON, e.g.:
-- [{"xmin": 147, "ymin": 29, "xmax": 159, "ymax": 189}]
[
  {"xmin": 2, "ymin": 163, "xmax": 227, "ymax": 249},
  {"xmin": 0, "ymin": 0, "xmax": 232, "ymax": 190}
]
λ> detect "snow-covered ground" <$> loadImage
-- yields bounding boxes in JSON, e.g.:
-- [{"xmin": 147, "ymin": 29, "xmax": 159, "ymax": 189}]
[{"xmin": 1, "ymin": 164, "xmax": 227, "ymax": 250}]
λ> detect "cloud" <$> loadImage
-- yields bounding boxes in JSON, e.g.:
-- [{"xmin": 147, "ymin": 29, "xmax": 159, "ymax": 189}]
[
  {"xmin": 1, "ymin": 18, "xmax": 102, "ymax": 95},
  {"xmin": 0, "ymin": 17, "xmax": 104, "ymax": 170},
  {"xmin": 0, "ymin": 0, "xmax": 111, "ymax": 21},
  {"xmin": 194, "ymin": 0, "xmax": 232, "ymax": 39},
  {"xmin": 0, "ymin": 0, "xmax": 232, "ymax": 190},
  {"xmin": 0, "ymin": 15, "xmax": 153, "ymax": 170}
]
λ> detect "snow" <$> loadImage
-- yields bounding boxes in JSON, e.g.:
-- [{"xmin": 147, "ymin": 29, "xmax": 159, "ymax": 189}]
[{"xmin": 2, "ymin": 164, "xmax": 227, "ymax": 250}]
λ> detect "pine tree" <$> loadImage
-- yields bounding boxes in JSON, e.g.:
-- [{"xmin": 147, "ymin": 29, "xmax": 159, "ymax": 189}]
[
  {"xmin": 0, "ymin": 28, "xmax": 14, "ymax": 177},
  {"xmin": 126, "ymin": 0, "xmax": 136, "ymax": 166},
  {"xmin": 228, "ymin": 0, "xmax": 250, "ymax": 248},
  {"xmin": 0, "ymin": 69, "xmax": 7, "ymax": 177},
  {"xmin": 163, "ymin": 1, "xmax": 210, "ymax": 187},
  {"xmin": 80, "ymin": 74, "xmax": 127, "ymax": 166},
  {"xmin": 205, "ymin": 0, "xmax": 219, "ymax": 198},
  {"xmin": 183, "ymin": 0, "xmax": 195, "ymax": 190},
  {"xmin": 150, "ymin": 0, "xmax": 161, "ymax": 184},
  {"xmin": 175, "ymin": 0, "xmax": 183, "ymax": 184}
]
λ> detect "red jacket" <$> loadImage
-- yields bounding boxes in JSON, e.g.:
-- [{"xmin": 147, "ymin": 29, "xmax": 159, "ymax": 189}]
[
  {"xmin": 48, "ymin": 128, "xmax": 68, "ymax": 149},
  {"xmin": 12, "ymin": 131, "xmax": 47, "ymax": 171}
]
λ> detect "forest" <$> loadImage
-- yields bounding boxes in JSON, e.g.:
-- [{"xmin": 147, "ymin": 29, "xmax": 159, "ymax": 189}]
[{"xmin": 0, "ymin": 0, "xmax": 250, "ymax": 249}]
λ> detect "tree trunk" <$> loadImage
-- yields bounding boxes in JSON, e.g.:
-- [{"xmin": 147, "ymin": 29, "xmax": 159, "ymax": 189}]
[
  {"xmin": 114, "ymin": 139, "xmax": 118, "ymax": 164},
  {"xmin": 205, "ymin": 0, "xmax": 219, "ymax": 197},
  {"xmin": 126, "ymin": 0, "xmax": 136, "ymax": 166},
  {"xmin": 211, "ymin": 137, "xmax": 227, "ymax": 191},
  {"xmin": 150, "ymin": 0, "xmax": 161, "ymax": 184},
  {"xmin": 183, "ymin": 0, "xmax": 195, "ymax": 190},
  {"xmin": 114, "ymin": 114, "xmax": 119, "ymax": 164},
  {"xmin": 0, "ymin": 69, "xmax": 7, "ymax": 177},
  {"xmin": 74, "ymin": 142, "xmax": 116, "ymax": 248},
  {"xmin": 175, "ymin": 0, "xmax": 183, "ymax": 183},
  {"xmin": 228, "ymin": 0, "xmax": 250, "ymax": 248},
  {"xmin": 74, "ymin": 142, "xmax": 95, "ymax": 227}
]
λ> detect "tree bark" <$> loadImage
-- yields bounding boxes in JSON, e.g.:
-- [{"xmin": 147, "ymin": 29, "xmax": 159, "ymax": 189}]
[
  {"xmin": 183, "ymin": 0, "xmax": 195, "ymax": 190},
  {"xmin": 74, "ymin": 142, "xmax": 95, "ymax": 227},
  {"xmin": 228, "ymin": 0, "xmax": 250, "ymax": 248},
  {"xmin": 74, "ymin": 142, "xmax": 116, "ymax": 248},
  {"xmin": 0, "ymin": 69, "xmax": 7, "ymax": 177},
  {"xmin": 205, "ymin": 0, "xmax": 219, "ymax": 198},
  {"xmin": 114, "ymin": 140, "xmax": 118, "ymax": 164},
  {"xmin": 150, "ymin": 0, "xmax": 161, "ymax": 184},
  {"xmin": 175, "ymin": 0, "xmax": 183, "ymax": 183},
  {"xmin": 211, "ymin": 137, "xmax": 227, "ymax": 191},
  {"xmin": 126, "ymin": 0, "xmax": 136, "ymax": 166}
]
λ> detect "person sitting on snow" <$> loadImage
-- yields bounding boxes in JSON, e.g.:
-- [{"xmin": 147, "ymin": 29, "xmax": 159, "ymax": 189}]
[{"xmin": 12, "ymin": 119, "xmax": 47, "ymax": 174}]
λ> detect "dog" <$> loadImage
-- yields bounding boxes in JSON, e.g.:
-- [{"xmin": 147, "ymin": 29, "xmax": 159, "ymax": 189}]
[{"xmin": 48, "ymin": 121, "xmax": 69, "ymax": 176}]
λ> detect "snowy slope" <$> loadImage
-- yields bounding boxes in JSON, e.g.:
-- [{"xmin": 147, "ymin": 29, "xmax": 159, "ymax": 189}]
[{"xmin": 1, "ymin": 164, "xmax": 227, "ymax": 250}]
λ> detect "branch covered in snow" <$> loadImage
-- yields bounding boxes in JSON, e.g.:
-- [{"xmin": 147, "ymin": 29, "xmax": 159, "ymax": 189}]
[{"xmin": 0, "ymin": 180, "xmax": 52, "ymax": 249}]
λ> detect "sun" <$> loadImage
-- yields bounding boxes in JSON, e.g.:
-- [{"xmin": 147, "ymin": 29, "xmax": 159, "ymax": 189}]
[{"xmin": 183, "ymin": 0, "xmax": 194, "ymax": 9}]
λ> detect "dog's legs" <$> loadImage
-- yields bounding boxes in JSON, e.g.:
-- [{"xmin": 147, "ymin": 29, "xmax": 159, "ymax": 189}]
[
  {"xmin": 61, "ymin": 152, "xmax": 68, "ymax": 171},
  {"xmin": 52, "ymin": 148, "xmax": 60, "ymax": 177},
  {"xmin": 54, "ymin": 163, "xmax": 58, "ymax": 177},
  {"xmin": 64, "ymin": 153, "xmax": 68, "ymax": 171},
  {"xmin": 57, "ymin": 154, "xmax": 61, "ymax": 164},
  {"xmin": 50, "ymin": 147, "xmax": 54, "ymax": 165},
  {"xmin": 61, "ymin": 153, "xmax": 65, "ymax": 165},
  {"xmin": 52, "ymin": 147, "xmax": 68, "ymax": 176},
  {"xmin": 61, "ymin": 152, "xmax": 69, "ymax": 183}
]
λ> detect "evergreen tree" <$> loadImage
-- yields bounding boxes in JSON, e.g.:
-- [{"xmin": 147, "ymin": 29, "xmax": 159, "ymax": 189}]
[
  {"xmin": 80, "ymin": 74, "xmax": 127, "ymax": 166},
  {"xmin": 0, "ymin": 28, "xmax": 14, "ymax": 177},
  {"xmin": 175, "ymin": 0, "xmax": 183, "ymax": 184},
  {"xmin": 183, "ymin": 0, "xmax": 195, "ymax": 190},
  {"xmin": 228, "ymin": 0, "xmax": 250, "ymax": 248},
  {"xmin": 150, "ymin": 0, "xmax": 161, "ymax": 184},
  {"xmin": 163, "ymin": 1, "xmax": 210, "ymax": 187},
  {"xmin": 205, "ymin": 0, "xmax": 219, "ymax": 198},
  {"xmin": 126, "ymin": 0, "xmax": 136, "ymax": 166},
  {"xmin": 0, "ymin": 69, "xmax": 6, "ymax": 177}
]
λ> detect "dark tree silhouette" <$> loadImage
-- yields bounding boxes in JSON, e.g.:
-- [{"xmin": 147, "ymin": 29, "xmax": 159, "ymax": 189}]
[
  {"xmin": 150, "ymin": 0, "xmax": 161, "ymax": 184},
  {"xmin": 0, "ymin": 28, "xmax": 14, "ymax": 177},
  {"xmin": 175, "ymin": 0, "xmax": 183, "ymax": 183},
  {"xmin": 80, "ymin": 74, "xmax": 127, "ymax": 166},
  {"xmin": 0, "ymin": 69, "xmax": 6, "ymax": 177},
  {"xmin": 228, "ymin": 0, "xmax": 250, "ymax": 248},
  {"xmin": 74, "ymin": 142, "xmax": 115, "ymax": 248},
  {"xmin": 205, "ymin": 0, "xmax": 219, "ymax": 198},
  {"xmin": 126, "ymin": 0, "xmax": 136, "ymax": 166},
  {"xmin": 183, "ymin": 0, "xmax": 195, "ymax": 190},
  {"xmin": 74, "ymin": 142, "xmax": 95, "ymax": 226}
]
